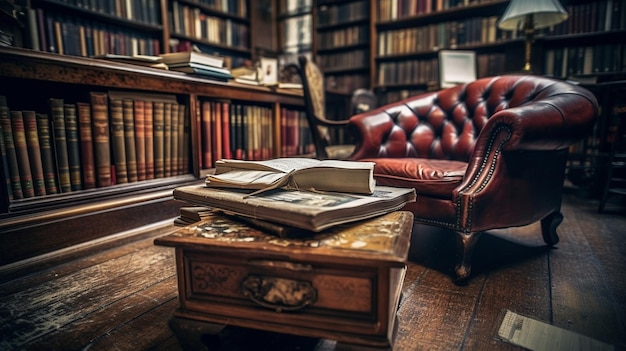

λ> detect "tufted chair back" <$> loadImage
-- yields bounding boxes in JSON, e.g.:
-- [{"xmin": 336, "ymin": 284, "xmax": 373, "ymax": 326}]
[
  {"xmin": 347, "ymin": 75, "xmax": 598, "ymax": 283},
  {"xmin": 349, "ymin": 75, "xmax": 595, "ymax": 162}
]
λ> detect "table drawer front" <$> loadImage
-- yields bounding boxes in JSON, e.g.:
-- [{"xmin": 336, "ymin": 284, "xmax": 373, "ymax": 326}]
[{"xmin": 183, "ymin": 253, "xmax": 375, "ymax": 317}]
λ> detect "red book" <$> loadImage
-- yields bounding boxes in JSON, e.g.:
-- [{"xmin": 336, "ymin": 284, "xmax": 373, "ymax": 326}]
[
  {"xmin": 201, "ymin": 101, "xmax": 212, "ymax": 169},
  {"xmin": 90, "ymin": 92, "xmax": 112, "ymax": 187},
  {"xmin": 22, "ymin": 110, "xmax": 46, "ymax": 196},
  {"xmin": 76, "ymin": 103, "xmax": 96, "ymax": 190},
  {"xmin": 221, "ymin": 101, "xmax": 232, "ymax": 159}
]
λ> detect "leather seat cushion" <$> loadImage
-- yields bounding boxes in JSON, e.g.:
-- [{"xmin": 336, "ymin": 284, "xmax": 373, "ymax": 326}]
[{"xmin": 361, "ymin": 158, "xmax": 467, "ymax": 197}]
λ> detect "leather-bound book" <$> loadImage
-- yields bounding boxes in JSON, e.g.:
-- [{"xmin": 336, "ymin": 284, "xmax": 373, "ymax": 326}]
[
  {"xmin": 63, "ymin": 103, "xmax": 82, "ymax": 190},
  {"xmin": 76, "ymin": 103, "xmax": 96, "ymax": 190},
  {"xmin": 143, "ymin": 100, "xmax": 154, "ymax": 179},
  {"xmin": 10, "ymin": 111, "xmax": 34, "ymax": 198},
  {"xmin": 22, "ymin": 110, "xmax": 46, "ymax": 196},
  {"xmin": 90, "ymin": 92, "xmax": 111, "ymax": 187},
  {"xmin": 153, "ymin": 101, "xmax": 165, "ymax": 178},
  {"xmin": 170, "ymin": 103, "xmax": 180, "ymax": 176},
  {"xmin": 132, "ymin": 98, "xmax": 146, "ymax": 181},
  {"xmin": 163, "ymin": 102, "xmax": 172, "ymax": 177},
  {"xmin": 177, "ymin": 103, "xmax": 187, "ymax": 175},
  {"xmin": 0, "ymin": 100, "xmax": 23, "ymax": 199},
  {"xmin": 49, "ymin": 98, "xmax": 71, "ymax": 192},
  {"xmin": 36, "ymin": 113, "xmax": 59, "ymax": 194},
  {"xmin": 124, "ymin": 99, "xmax": 138, "ymax": 182},
  {"xmin": 109, "ymin": 98, "xmax": 127, "ymax": 184},
  {"xmin": 201, "ymin": 100, "xmax": 212, "ymax": 169}
]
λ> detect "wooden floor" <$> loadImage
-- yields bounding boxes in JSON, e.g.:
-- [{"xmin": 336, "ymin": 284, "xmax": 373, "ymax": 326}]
[{"xmin": 1, "ymin": 187, "xmax": 625, "ymax": 351}]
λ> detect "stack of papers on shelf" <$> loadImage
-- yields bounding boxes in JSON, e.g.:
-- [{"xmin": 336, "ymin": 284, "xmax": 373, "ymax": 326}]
[
  {"xmin": 159, "ymin": 51, "xmax": 233, "ymax": 81},
  {"xmin": 93, "ymin": 54, "xmax": 168, "ymax": 69}
]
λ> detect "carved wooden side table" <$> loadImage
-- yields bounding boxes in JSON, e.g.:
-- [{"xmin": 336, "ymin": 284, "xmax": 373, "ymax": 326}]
[{"xmin": 154, "ymin": 211, "xmax": 413, "ymax": 350}]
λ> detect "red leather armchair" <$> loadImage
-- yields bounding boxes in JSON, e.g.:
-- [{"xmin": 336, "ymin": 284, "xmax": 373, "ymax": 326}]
[{"xmin": 347, "ymin": 75, "xmax": 598, "ymax": 282}]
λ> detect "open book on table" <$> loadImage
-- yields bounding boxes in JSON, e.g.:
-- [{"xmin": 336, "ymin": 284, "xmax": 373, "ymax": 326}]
[
  {"xmin": 173, "ymin": 184, "xmax": 416, "ymax": 232},
  {"xmin": 206, "ymin": 158, "xmax": 376, "ymax": 195}
]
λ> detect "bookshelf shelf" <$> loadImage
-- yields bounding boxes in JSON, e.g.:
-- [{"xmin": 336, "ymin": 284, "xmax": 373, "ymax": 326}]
[{"xmin": 0, "ymin": 46, "xmax": 304, "ymax": 265}]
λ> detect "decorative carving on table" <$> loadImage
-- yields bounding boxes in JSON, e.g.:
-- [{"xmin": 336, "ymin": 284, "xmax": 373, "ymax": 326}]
[{"xmin": 241, "ymin": 274, "xmax": 318, "ymax": 312}]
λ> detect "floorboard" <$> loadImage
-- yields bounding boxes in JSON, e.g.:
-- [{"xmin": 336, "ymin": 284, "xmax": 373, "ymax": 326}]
[{"xmin": 0, "ymin": 190, "xmax": 624, "ymax": 351}]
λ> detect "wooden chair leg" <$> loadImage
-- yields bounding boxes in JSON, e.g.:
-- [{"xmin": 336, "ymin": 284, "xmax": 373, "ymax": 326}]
[
  {"xmin": 454, "ymin": 231, "xmax": 482, "ymax": 284},
  {"xmin": 540, "ymin": 211, "xmax": 563, "ymax": 246}
]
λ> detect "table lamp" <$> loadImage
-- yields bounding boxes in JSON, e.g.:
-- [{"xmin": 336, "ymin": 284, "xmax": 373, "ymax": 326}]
[{"xmin": 497, "ymin": 0, "xmax": 568, "ymax": 72}]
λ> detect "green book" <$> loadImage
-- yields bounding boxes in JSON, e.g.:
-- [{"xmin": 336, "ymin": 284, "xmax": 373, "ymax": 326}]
[
  {"xmin": 0, "ymin": 97, "xmax": 22, "ymax": 200},
  {"xmin": 153, "ymin": 101, "xmax": 164, "ymax": 179},
  {"xmin": 90, "ymin": 92, "xmax": 111, "ymax": 187},
  {"xmin": 49, "ymin": 98, "xmax": 71, "ymax": 192},
  {"xmin": 36, "ymin": 113, "xmax": 59, "ymax": 194},
  {"xmin": 64, "ymin": 103, "xmax": 82, "ymax": 191}
]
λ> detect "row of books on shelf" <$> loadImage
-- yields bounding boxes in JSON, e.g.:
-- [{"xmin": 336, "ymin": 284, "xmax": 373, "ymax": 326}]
[
  {"xmin": 37, "ymin": 0, "xmax": 161, "ymax": 25},
  {"xmin": 377, "ymin": 16, "xmax": 505, "ymax": 57},
  {"xmin": 550, "ymin": 0, "xmax": 625, "ymax": 35},
  {"xmin": 317, "ymin": 49, "xmax": 368, "ymax": 72},
  {"xmin": 377, "ymin": 53, "xmax": 505, "ymax": 87},
  {"xmin": 169, "ymin": 1, "xmax": 249, "ymax": 50},
  {"xmin": 377, "ymin": 88, "xmax": 428, "ymax": 105},
  {"xmin": 182, "ymin": 0, "xmax": 249, "ymax": 17},
  {"xmin": 316, "ymin": 0, "xmax": 369, "ymax": 27},
  {"xmin": 0, "ymin": 92, "xmax": 190, "ymax": 201},
  {"xmin": 545, "ymin": 44, "xmax": 626, "ymax": 79},
  {"xmin": 198, "ymin": 99, "xmax": 313, "ymax": 169},
  {"xmin": 317, "ymin": 25, "xmax": 368, "ymax": 51},
  {"xmin": 376, "ymin": 0, "xmax": 500, "ymax": 22},
  {"xmin": 24, "ymin": 9, "xmax": 161, "ymax": 57}
]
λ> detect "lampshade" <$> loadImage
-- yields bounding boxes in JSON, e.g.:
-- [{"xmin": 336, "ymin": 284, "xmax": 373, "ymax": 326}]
[{"xmin": 497, "ymin": 0, "xmax": 568, "ymax": 30}]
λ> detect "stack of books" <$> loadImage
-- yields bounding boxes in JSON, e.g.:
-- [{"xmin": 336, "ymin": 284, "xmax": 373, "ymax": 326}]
[
  {"xmin": 172, "ymin": 158, "xmax": 416, "ymax": 236},
  {"xmin": 159, "ymin": 51, "xmax": 233, "ymax": 81}
]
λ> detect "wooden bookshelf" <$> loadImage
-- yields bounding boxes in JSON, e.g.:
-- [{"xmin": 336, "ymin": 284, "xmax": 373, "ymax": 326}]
[{"xmin": 0, "ymin": 46, "xmax": 303, "ymax": 266}]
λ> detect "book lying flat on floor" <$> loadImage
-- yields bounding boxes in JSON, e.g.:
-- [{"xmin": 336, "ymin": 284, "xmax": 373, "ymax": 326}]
[
  {"xmin": 172, "ymin": 184, "xmax": 416, "ymax": 232},
  {"xmin": 206, "ymin": 158, "xmax": 376, "ymax": 195}
]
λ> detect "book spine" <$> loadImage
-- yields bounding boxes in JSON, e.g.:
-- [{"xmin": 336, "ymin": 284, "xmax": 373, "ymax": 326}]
[
  {"xmin": 143, "ymin": 101, "xmax": 154, "ymax": 179},
  {"xmin": 109, "ymin": 99, "xmax": 127, "ymax": 184},
  {"xmin": 0, "ymin": 96, "xmax": 15, "ymax": 200},
  {"xmin": 170, "ymin": 103, "xmax": 179, "ymax": 176},
  {"xmin": 76, "ymin": 103, "xmax": 96, "ymax": 190},
  {"xmin": 23, "ymin": 111, "xmax": 46, "ymax": 196},
  {"xmin": 163, "ymin": 102, "xmax": 172, "ymax": 177},
  {"xmin": 10, "ymin": 111, "xmax": 35, "ymax": 198},
  {"xmin": 201, "ymin": 100, "xmax": 212, "ymax": 168},
  {"xmin": 124, "ymin": 99, "xmax": 138, "ymax": 182},
  {"xmin": 49, "ymin": 98, "xmax": 71, "ymax": 192},
  {"xmin": 221, "ymin": 101, "xmax": 232, "ymax": 159},
  {"xmin": 177, "ymin": 103, "xmax": 186, "ymax": 175},
  {"xmin": 64, "ymin": 104, "xmax": 83, "ymax": 190},
  {"xmin": 181, "ymin": 104, "xmax": 190, "ymax": 174},
  {"xmin": 0, "ymin": 102, "xmax": 23, "ymax": 199},
  {"xmin": 131, "ymin": 98, "xmax": 146, "ymax": 181},
  {"xmin": 153, "ymin": 101, "xmax": 165, "ymax": 178},
  {"xmin": 90, "ymin": 92, "xmax": 112, "ymax": 187}
]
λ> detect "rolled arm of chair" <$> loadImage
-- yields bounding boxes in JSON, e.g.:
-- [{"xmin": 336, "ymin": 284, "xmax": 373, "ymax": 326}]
[{"xmin": 484, "ymin": 92, "xmax": 598, "ymax": 152}]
